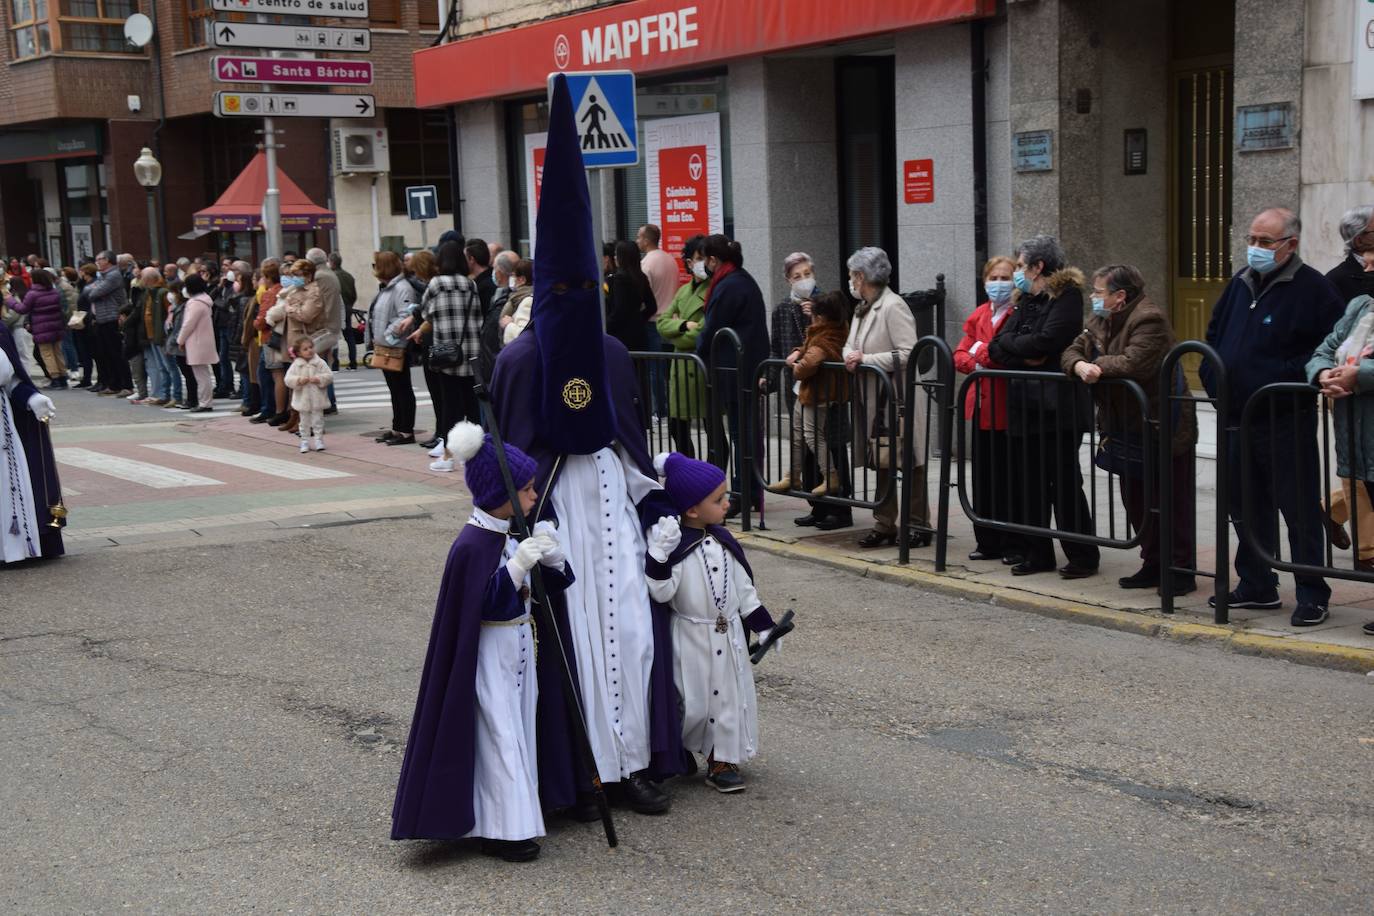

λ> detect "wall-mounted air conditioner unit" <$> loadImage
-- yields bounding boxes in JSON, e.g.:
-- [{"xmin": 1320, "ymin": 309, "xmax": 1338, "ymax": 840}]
[{"xmin": 333, "ymin": 127, "xmax": 389, "ymax": 174}]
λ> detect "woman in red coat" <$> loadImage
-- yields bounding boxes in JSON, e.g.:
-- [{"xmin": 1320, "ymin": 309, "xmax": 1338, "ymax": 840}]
[{"xmin": 953, "ymin": 256, "xmax": 1018, "ymax": 562}]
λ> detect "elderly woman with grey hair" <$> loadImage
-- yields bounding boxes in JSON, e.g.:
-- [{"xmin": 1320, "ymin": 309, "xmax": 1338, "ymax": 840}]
[
  {"xmin": 843, "ymin": 246, "xmax": 930, "ymax": 548},
  {"xmin": 1326, "ymin": 204, "xmax": 1374, "ymax": 306},
  {"xmin": 987, "ymin": 234, "xmax": 1099, "ymax": 579}
]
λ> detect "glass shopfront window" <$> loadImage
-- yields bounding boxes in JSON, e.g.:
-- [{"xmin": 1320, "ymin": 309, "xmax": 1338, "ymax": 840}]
[{"xmin": 505, "ymin": 70, "xmax": 732, "ymax": 257}]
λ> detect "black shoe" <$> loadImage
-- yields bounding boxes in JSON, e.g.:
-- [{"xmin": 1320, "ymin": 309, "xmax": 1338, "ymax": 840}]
[
  {"xmin": 1119, "ymin": 567, "xmax": 1160, "ymax": 589},
  {"xmin": 620, "ymin": 771, "xmax": 670, "ymax": 814},
  {"xmin": 1290, "ymin": 603, "xmax": 1329, "ymax": 627},
  {"xmin": 479, "ymin": 838, "xmax": 540, "ymax": 862},
  {"xmin": 268, "ymin": 412, "xmax": 290, "ymax": 426},
  {"xmin": 89, "ymin": 385, "xmax": 106, "ymax": 394},
  {"xmin": 564, "ymin": 793, "xmax": 602, "ymax": 823},
  {"xmin": 419, "ymin": 437, "xmax": 441, "ymax": 450},
  {"xmin": 1159, "ymin": 574, "xmax": 1197, "ymax": 596},
  {"xmin": 858, "ymin": 530, "xmax": 896, "ymax": 549},
  {"xmin": 375, "ymin": 431, "xmax": 398, "ymax": 443},
  {"xmin": 1208, "ymin": 588, "xmax": 1281, "ymax": 610},
  {"xmin": 968, "ymin": 549, "xmax": 1002, "ymax": 561},
  {"xmin": 176, "ymin": 401, "xmax": 194, "ymax": 410},
  {"xmin": 1058, "ymin": 562, "xmax": 1097, "ymax": 580},
  {"xmin": 1363, "ymin": 621, "xmax": 1374, "ymax": 635},
  {"xmin": 190, "ymin": 406, "xmax": 213, "ymax": 413},
  {"xmin": 793, "ymin": 513, "xmax": 819, "ymax": 527},
  {"xmin": 74, "ymin": 380, "xmax": 92, "ymax": 389},
  {"xmin": 1011, "ymin": 561, "xmax": 1054, "ymax": 576},
  {"xmin": 814, "ymin": 514, "xmax": 854, "ymax": 531},
  {"xmin": 250, "ymin": 414, "xmax": 271, "ymax": 424},
  {"xmin": 323, "ymin": 406, "xmax": 338, "ymax": 416},
  {"xmin": 1001, "ymin": 554, "xmax": 1026, "ymax": 566},
  {"xmin": 906, "ymin": 530, "xmax": 932, "ymax": 548},
  {"xmin": 385, "ymin": 434, "xmax": 417, "ymax": 446}
]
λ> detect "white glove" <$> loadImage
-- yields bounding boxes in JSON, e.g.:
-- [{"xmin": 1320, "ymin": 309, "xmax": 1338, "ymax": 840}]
[
  {"xmin": 27, "ymin": 393, "xmax": 55, "ymax": 421},
  {"xmin": 506, "ymin": 536, "xmax": 544, "ymax": 586},
  {"xmin": 532, "ymin": 528, "xmax": 565, "ymax": 569},
  {"xmin": 646, "ymin": 515, "xmax": 682, "ymax": 563},
  {"xmin": 757, "ymin": 628, "xmax": 781, "ymax": 656}
]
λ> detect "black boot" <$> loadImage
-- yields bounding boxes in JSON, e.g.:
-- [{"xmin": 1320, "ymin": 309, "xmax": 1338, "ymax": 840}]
[
  {"xmin": 479, "ymin": 838, "xmax": 541, "ymax": 862},
  {"xmin": 619, "ymin": 771, "xmax": 670, "ymax": 814}
]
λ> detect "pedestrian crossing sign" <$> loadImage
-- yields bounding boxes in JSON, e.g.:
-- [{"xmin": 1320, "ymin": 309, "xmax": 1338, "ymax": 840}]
[{"xmin": 550, "ymin": 70, "xmax": 638, "ymax": 168}]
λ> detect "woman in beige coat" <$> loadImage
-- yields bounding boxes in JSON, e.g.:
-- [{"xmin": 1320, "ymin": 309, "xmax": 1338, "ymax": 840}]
[
  {"xmin": 842, "ymin": 246, "xmax": 930, "ymax": 548},
  {"xmin": 267, "ymin": 259, "xmax": 324, "ymax": 434}
]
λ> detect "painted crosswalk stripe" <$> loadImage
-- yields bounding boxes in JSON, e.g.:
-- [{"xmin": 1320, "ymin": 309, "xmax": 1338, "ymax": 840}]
[
  {"xmin": 55, "ymin": 448, "xmax": 224, "ymax": 489},
  {"xmin": 142, "ymin": 443, "xmax": 353, "ymax": 480}
]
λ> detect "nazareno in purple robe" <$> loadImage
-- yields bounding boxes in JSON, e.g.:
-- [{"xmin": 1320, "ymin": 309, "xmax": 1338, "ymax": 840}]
[
  {"xmin": 0, "ymin": 322, "xmax": 63, "ymax": 562},
  {"xmin": 490, "ymin": 329, "xmax": 687, "ymax": 810}
]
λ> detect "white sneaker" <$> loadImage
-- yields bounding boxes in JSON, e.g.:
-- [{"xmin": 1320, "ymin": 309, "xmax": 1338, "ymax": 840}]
[
  {"xmin": 427, "ymin": 437, "xmax": 446, "ymax": 458},
  {"xmin": 312, "ymin": 437, "xmax": 325, "ymax": 451},
  {"xmin": 300, "ymin": 440, "xmax": 309, "ymax": 453},
  {"xmin": 126, "ymin": 392, "xmax": 142, "ymax": 401},
  {"xmin": 429, "ymin": 458, "xmax": 454, "ymax": 473}
]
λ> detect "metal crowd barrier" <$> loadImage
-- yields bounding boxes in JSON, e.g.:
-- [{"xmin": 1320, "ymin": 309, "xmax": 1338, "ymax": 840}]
[
  {"xmin": 629, "ymin": 349, "xmax": 719, "ymax": 468},
  {"xmin": 900, "ymin": 336, "xmax": 955, "ymax": 568}
]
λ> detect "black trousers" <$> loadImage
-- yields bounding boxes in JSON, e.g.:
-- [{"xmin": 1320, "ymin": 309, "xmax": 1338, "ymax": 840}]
[
  {"xmin": 176, "ymin": 356, "xmax": 197, "ymax": 406},
  {"xmin": 1014, "ymin": 429, "xmax": 1100, "ymax": 568},
  {"xmin": 431, "ymin": 371, "xmax": 478, "ymax": 442},
  {"xmin": 383, "ymin": 366, "xmax": 416, "ymax": 434},
  {"xmin": 970, "ymin": 427, "xmax": 1016, "ymax": 555},
  {"xmin": 93, "ymin": 320, "xmax": 130, "ymax": 390}
]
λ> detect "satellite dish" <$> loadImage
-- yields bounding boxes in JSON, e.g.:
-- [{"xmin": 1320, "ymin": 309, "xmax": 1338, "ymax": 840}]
[{"xmin": 124, "ymin": 13, "xmax": 153, "ymax": 49}]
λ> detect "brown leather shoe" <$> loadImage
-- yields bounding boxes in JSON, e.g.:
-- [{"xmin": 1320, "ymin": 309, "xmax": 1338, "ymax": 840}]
[{"xmin": 1326, "ymin": 513, "xmax": 1352, "ymax": 551}]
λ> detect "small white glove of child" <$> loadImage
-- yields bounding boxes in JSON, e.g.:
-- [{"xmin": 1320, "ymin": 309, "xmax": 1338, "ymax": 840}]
[
  {"xmin": 532, "ymin": 521, "xmax": 566, "ymax": 569},
  {"xmin": 506, "ymin": 536, "xmax": 545, "ymax": 586},
  {"xmin": 757, "ymin": 627, "xmax": 781, "ymax": 656},
  {"xmin": 646, "ymin": 515, "xmax": 682, "ymax": 563},
  {"xmin": 27, "ymin": 393, "xmax": 55, "ymax": 421}
]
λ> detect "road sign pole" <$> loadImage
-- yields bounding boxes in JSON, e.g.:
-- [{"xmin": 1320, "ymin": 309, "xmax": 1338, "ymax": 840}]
[
  {"xmin": 263, "ymin": 116, "xmax": 282, "ymax": 261},
  {"xmin": 420, "ymin": 220, "xmax": 428, "ymax": 250},
  {"xmin": 588, "ymin": 170, "xmax": 606, "ymax": 333}
]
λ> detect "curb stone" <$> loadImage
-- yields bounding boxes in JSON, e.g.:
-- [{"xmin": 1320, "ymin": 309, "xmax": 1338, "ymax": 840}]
[{"xmin": 737, "ymin": 532, "xmax": 1374, "ymax": 675}]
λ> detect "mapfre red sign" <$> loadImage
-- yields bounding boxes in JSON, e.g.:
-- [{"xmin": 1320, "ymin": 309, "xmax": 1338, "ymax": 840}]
[{"xmin": 414, "ymin": 0, "xmax": 993, "ymax": 108}]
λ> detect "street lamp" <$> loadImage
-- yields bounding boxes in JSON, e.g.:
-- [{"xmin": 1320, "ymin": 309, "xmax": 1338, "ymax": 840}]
[{"xmin": 133, "ymin": 147, "xmax": 162, "ymax": 263}]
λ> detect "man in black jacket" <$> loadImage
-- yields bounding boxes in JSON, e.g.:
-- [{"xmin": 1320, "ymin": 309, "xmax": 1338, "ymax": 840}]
[{"xmin": 988, "ymin": 234, "xmax": 1099, "ymax": 579}]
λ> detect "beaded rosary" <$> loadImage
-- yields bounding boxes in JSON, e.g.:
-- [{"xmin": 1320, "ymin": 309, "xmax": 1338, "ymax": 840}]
[
  {"xmin": 699, "ymin": 542, "xmax": 731, "ymax": 633},
  {"xmin": 1, "ymin": 392, "xmax": 37, "ymax": 557}
]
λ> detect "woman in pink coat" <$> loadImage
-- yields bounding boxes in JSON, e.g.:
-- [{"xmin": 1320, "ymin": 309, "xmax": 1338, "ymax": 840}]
[{"xmin": 177, "ymin": 274, "xmax": 219, "ymax": 412}]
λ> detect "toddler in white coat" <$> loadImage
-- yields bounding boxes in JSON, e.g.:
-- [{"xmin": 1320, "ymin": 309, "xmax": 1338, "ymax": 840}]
[{"xmin": 284, "ymin": 336, "xmax": 333, "ymax": 452}]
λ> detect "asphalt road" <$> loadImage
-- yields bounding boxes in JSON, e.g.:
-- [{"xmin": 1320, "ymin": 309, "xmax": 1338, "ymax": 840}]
[{"xmin": 3, "ymin": 503, "xmax": 1373, "ymax": 914}]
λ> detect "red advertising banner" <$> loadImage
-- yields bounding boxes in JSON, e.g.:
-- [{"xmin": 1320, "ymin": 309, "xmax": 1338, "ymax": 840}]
[
  {"xmin": 658, "ymin": 144, "xmax": 709, "ymax": 284},
  {"xmin": 904, "ymin": 158, "xmax": 934, "ymax": 204},
  {"xmin": 414, "ymin": 0, "xmax": 993, "ymax": 108},
  {"xmin": 524, "ymin": 132, "xmax": 548, "ymax": 254},
  {"xmin": 533, "ymin": 147, "xmax": 546, "ymax": 210}
]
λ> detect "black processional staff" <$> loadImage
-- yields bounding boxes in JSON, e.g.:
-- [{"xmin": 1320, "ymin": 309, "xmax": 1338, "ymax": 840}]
[{"xmin": 472, "ymin": 373, "xmax": 617, "ymax": 850}]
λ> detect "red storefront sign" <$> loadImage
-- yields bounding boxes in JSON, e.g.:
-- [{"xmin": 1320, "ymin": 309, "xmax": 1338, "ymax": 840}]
[
  {"xmin": 414, "ymin": 0, "xmax": 993, "ymax": 107},
  {"xmin": 532, "ymin": 146, "xmax": 546, "ymax": 209},
  {"xmin": 904, "ymin": 158, "xmax": 934, "ymax": 204},
  {"xmin": 659, "ymin": 144, "xmax": 709, "ymax": 283}
]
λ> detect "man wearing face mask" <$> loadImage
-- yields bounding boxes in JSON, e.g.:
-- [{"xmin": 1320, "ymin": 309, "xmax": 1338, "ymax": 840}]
[{"xmin": 1202, "ymin": 207, "xmax": 1345, "ymax": 626}]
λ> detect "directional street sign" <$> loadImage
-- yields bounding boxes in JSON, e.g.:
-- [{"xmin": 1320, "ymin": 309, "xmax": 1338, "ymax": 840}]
[
  {"xmin": 212, "ymin": 56, "xmax": 373, "ymax": 86},
  {"xmin": 210, "ymin": 21, "xmax": 371, "ymax": 53},
  {"xmin": 210, "ymin": 0, "xmax": 370, "ymax": 19},
  {"xmin": 552, "ymin": 70, "xmax": 638, "ymax": 168},
  {"xmin": 406, "ymin": 185, "xmax": 439, "ymax": 222},
  {"xmin": 214, "ymin": 91, "xmax": 375, "ymax": 119}
]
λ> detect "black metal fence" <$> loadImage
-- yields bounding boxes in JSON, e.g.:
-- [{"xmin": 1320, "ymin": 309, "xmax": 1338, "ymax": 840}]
[{"xmin": 630, "ymin": 328, "xmax": 1374, "ymax": 625}]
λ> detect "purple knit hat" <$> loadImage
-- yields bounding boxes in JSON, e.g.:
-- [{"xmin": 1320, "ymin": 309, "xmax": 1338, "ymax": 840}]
[
  {"xmin": 656, "ymin": 451, "xmax": 726, "ymax": 514},
  {"xmin": 449, "ymin": 421, "xmax": 538, "ymax": 511}
]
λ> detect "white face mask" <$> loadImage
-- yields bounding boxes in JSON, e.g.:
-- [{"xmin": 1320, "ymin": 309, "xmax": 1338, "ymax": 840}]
[
  {"xmin": 790, "ymin": 277, "xmax": 817, "ymax": 300},
  {"xmin": 691, "ymin": 260, "xmax": 708, "ymax": 281},
  {"xmin": 508, "ymin": 276, "xmax": 517, "ymax": 290},
  {"xmin": 848, "ymin": 279, "xmax": 863, "ymax": 300}
]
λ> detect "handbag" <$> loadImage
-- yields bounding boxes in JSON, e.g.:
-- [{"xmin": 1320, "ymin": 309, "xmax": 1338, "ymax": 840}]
[
  {"xmin": 865, "ymin": 349, "xmax": 906, "ymax": 470},
  {"xmin": 427, "ymin": 341, "xmax": 463, "ymax": 368},
  {"xmin": 67, "ymin": 310, "xmax": 88, "ymax": 330},
  {"xmin": 372, "ymin": 343, "xmax": 407, "ymax": 372}
]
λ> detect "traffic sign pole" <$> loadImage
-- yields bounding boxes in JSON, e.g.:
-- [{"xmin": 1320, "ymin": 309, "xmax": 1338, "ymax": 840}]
[{"xmin": 420, "ymin": 220, "xmax": 428, "ymax": 249}]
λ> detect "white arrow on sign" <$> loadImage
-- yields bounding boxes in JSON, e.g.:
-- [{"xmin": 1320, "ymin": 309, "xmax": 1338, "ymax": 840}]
[
  {"xmin": 210, "ymin": 21, "xmax": 371, "ymax": 53},
  {"xmin": 214, "ymin": 92, "xmax": 375, "ymax": 120},
  {"xmin": 210, "ymin": 0, "xmax": 370, "ymax": 20}
]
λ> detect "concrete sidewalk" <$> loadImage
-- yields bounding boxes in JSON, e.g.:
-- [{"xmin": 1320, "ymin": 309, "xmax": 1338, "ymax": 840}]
[{"xmin": 736, "ymin": 472, "xmax": 1374, "ymax": 672}]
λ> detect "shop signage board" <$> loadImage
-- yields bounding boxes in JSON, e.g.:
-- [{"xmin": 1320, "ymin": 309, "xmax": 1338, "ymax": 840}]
[
  {"xmin": 210, "ymin": 20, "xmax": 371, "ymax": 52},
  {"xmin": 212, "ymin": 56, "xmax": 373, "ymax": 85},
  {"xmin": 415, "ymin": 0, "xmax": 995, "ymax": 107},
  {"xmin": 210, "ymin": 0, "xmax": 369, "ymax": 18},
  {"xmin": 1013, "ymin": 130, "xmax": 1053, "ymax": 172},
  {"xmin": 524, "ymin": 132, "xmax": 548, "ymax": 254},
  {"xmin": 1355, "ymin": 0, "xmax": 1374, "ymax": 100},
  {"xmin": 644, "ymin": 113, "xmax": 723, "ymax": 284},
  {"xmin": 551, "ymin": 71, "xmax": 639, "ymax": 168},
  {"xmin": 903, "ymin": 158, "xmax": 934, "ymax": 204},
  {"xmin": 1235, "ymin": 103, "xmax": 1295, "ymax": 152},
  {"xmin": 214, "ymin": 91, "xmax": 375, "ymax": 118}
]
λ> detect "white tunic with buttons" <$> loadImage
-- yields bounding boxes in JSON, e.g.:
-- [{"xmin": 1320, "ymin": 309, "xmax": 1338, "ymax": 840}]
[
  {"xmin": 549, "ymin": 444, "xmax": 660, "ymax": 781},
  {"xmin": 647, "ymin": 533, "xmax": 761, "ymax": 765}
]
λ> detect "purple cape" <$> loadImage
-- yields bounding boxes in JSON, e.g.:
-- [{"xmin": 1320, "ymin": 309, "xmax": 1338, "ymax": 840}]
[
  {"xmin": 648, "ymin": 525, "xmax": 776, "ymax": 634},
  {"xmin": 489, "ymin": 331, "xmax": 687, "ymax": 808},
  {"xmin": 391, "ymin": 524, "xmax": 502, "ymax": 840},
  {"xmin": 0, "ymin": 323, "xmax": 63, "ymax": 561}
]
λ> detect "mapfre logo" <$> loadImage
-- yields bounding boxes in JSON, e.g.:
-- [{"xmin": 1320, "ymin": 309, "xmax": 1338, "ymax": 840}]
[
  {"xmin": 688, "ymin": 152, "xmax": 703, "ymax": 181},
  {"xmin": 554, "ymin": 33, "xmax": 570, "ymax": 70}
]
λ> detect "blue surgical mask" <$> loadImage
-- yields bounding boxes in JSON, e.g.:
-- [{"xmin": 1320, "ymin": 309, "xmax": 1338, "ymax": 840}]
[
  {"xmin": 1013, "ymin": 269, "xmax": 1033, "ymax": 295},
  {"xmin": 282, "ymin": 276, "xmax": 305, "ymax": 288},
  {"xmin": 1247, "ymin": 245, "xmax": 1279, "ymax": 274},
  {"xmin": 985, "ymin": 280, "xmax": 1013, "ymax": 305},
  {"xmin": 1091, "ymin": 296, "xmax": 1107, "ymax": 315}
]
